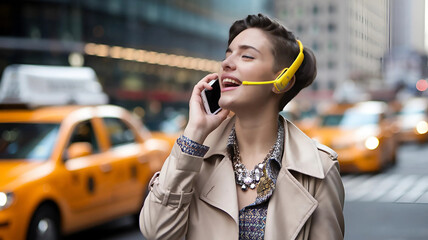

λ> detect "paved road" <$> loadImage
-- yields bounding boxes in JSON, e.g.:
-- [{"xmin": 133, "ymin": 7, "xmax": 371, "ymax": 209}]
[
  {"xmin": 342, "ymin": 173, "xmax": 428, "ymax": 203},
  {"xmin": 343, "ymin": 142, "xmax": 428, "ymax": 240},
  {"xmin": 65, "ymin": 142, "xmax": 428, "ymax": 240},
  {"xmin": 64, "ymin": 216, "xmax": 143, "ymax": 240}
]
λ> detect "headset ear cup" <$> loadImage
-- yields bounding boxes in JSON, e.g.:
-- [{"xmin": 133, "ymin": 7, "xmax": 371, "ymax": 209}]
[{"xmin": 273, "ymin": 76, "xmax": 295, "ymax": 93}]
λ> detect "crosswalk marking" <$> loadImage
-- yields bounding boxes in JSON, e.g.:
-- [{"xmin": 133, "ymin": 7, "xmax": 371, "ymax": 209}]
[
  {"xmin": 416, "ymin": 192, "xmax": 428, "ymax": 204},
  {"xmin": 360, "ymin": 174, "xmax": 401, "ymax": 202},
  {"xmin": 345, "ymin": 174, "xmax": 385, "ymax": 202},
  {"xmin": 378, "ymin": 175, "xmax": 418, "ymax": 202},
  {"xmin": 342, "ymin": 173, "xmax": 428, "ymax": 203},
  {"xmin": 397, "ymin": 176, "xmax": 428, "ymax": 203},
  {"xmin": 342, "ymin": 174, "xmax": 371, "ymax": 189}
]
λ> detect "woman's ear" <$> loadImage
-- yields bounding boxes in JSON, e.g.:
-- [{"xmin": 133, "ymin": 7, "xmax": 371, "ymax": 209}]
[{"xmin": 272, "ymin": 76, "xmax": 296, "ymax": 94}]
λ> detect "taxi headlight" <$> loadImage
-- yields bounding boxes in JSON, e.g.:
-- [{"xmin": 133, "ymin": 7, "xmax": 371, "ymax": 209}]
[
  {"xmin": 364, "ymin": 136, "xmax": 379, "ymax": 150},
  {"xmin": 416, "ymin": 121, "xmax": 428, "ymax": 135},
  {"xmin": 0, "ymin": 192, "xmax": 14, "ymax": 210}
]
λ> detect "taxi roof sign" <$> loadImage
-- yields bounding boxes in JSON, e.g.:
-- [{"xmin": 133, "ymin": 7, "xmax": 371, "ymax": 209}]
[{"xmin": 0, "ymin": 64, "xmax": 108, "ymax": 107}]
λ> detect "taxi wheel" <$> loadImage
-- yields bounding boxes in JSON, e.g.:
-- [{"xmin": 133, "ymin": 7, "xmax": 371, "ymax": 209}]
[
  {"xmin": 379, "ymin": 144, "xmax": 390, "ymax": 170},
  {"xmin": 27, "ymin": 204, "xmax": 60, "ymax": 240},
  {"xmin": 387, "ymin": 140, "xmax": 398, "ymax": 166},
  {"xmin": 390, "ymin": 148, "xmax": 397, "ymax": 166}
]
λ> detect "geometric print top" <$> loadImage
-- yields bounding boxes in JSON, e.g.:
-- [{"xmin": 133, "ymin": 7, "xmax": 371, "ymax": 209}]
[{"xmin": 226, "ymin": 118, "xmax": 285, "ymax": 240}]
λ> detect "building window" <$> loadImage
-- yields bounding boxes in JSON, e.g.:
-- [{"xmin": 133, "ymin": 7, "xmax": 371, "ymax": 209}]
[
  {"xmin": 327, "ymin": 22, "xmax": 336, "ymax": 32},
  {"xmin": 296, "ymin": 6, "xmax": 304, "ymax": 17},
  {"xmin": 328, "ymin": 4, "xmax": 336, "ymax": 14},
  {"xmin": 281, "ymin": 9, "xmax": 288, "ymax": 18},
  {"xmin": 328, "ymin": 80, "xmax": 336, "ymax": 90},
  {"xmin": 312, "ymin": 24, "xmax": 319, "ymax": 34},
  {"xmin": 312, "ymin": 42, "xmax": 320, "ymax": 51},
  {"xmin": 311, "ymin": 81, "xmax": 319, "ymax": 91},
  {"xmin": 328, "ymin": 40, "xmax": 337, "ymax": 51},
  {"xmin": 297, "ymin": 24, "xmax": 304, "ymax": 33},
  {"xmin": 312, "ymin": 5, "xmax": 319, "ymax": 15}
]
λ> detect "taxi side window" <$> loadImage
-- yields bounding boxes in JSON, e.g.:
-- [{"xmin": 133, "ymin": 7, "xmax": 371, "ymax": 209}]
[
  {"xmin": 103, "ymin": 117, "xmax": 136, "ymax": 147},
  {"xmin": 69, "ymin": 120, "xmax": 99, "ymax": 153}
]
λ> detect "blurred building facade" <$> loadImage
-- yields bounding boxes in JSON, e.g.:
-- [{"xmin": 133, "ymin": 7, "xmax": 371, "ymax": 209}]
[
  {"xmin": 274, "ymin": 0, "xmax": 390, "ymax": 103},
  {"xmin": 390, "ymin": 0, "xmax": 426, "ymax": 52},
  {"xmin": 383, "ymin": 0, "xmax": 428, "ymax": 99},
  {"xmin": 0, "ymin": 0, "xmax": 273, "ymax": 130}
]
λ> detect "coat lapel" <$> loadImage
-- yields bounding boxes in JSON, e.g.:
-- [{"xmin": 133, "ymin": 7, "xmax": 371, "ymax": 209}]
[
  {"xmin": 199, "ymin": 155, "xmax": 239, "ymax": 224},
  {"xmin": 198, "ymin": 116, "xmax": 239, "ymax": 224},
  {"xmin": 265, "ymin": 168, "xmax": 318, "ymax": 240},
  {"xmin": 264, "ymin": 118, "xmax": 325, "ymax": 239},
  {"xmin": 265, "ymin": 118, "xmax": 327, "ymax": 239}
]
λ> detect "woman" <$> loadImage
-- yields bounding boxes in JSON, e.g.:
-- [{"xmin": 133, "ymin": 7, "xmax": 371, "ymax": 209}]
[{"xmin": 140, "ymin": 13, "xmax": 345, "ymax": 240}]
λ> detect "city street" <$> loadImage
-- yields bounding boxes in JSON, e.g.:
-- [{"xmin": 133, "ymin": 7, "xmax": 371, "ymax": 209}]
[
  {"xmin": 1, "ymin": 2, "xmax": 427, "ymax": 240},
  {"xmin": 65, "ymin": 142, "xmax": 428, "ymax": 240},
  {"xmin": 344, "ymin": 142, "xmax": 428, "ymax": 240}
]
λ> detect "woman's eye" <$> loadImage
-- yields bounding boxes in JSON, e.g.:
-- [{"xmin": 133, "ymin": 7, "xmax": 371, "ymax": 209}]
[{"xmin": 242, "ymin": 55, "xmax": 254, "ymax": 59}]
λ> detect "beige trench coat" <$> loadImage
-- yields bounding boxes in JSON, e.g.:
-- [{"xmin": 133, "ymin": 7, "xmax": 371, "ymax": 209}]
[{"xmin": 140, "ymin": 116, "xmax": 345, "ymax": 240}]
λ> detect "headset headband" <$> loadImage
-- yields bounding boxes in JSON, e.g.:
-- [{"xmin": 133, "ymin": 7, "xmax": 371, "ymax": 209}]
[{"xmin": 242, "ymin": 40, "xmax": 304, "ymax": 91}]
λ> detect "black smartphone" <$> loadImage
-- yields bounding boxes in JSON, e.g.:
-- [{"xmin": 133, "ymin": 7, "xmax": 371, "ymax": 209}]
[{"xmin": 201, "ymin": 79, "xmax": 221, "ymax": 115}]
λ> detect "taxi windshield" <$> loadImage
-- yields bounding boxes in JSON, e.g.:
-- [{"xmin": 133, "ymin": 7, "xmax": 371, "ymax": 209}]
[
  {"xmin": 321, "ymin": 114, "xmax": 344, "ymax": 127},
  {"xmin": 321, "ymin": 111, "xmax": 379, "ymax": 128},
  {"xmin": 399, "ymin": 107, "xmax": 425, "ymax": 116},
  {"xmin": 340, "ymin": 110, "xmax": 379, "ymax": 128},
  {"xmin": 0, "ymin": 123, "xmax": 60, "ymax": 160}
]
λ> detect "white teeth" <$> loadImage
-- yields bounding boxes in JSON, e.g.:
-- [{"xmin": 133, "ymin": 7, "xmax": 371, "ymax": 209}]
[{"xmin": 223, "ymin": 78, "xmax": 241, "ymax": 85}]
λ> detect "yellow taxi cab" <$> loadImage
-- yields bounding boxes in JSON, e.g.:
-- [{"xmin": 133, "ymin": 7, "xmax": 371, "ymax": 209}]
[
  {"xmin": 279, "ymin": 100, "xmax": 317, "ymax": 135},
  {"xmin": 0, "ymin": 65, "xmax": 171, "ymax": 240},
  {"xmin": 396, "ymin": 97, "xmax": 428, "ymax": 143},
  {"xmin": 308, "ymin": 101, "xmax": 398, "ymax": 173}
]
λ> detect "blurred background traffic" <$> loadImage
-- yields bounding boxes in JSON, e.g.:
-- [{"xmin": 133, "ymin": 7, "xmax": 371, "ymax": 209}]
[
  {"xmin": 1, "ymin": 0, "xmax": 427, "ymax": 134},
  {"xmin": 0, "ymin": 0, "xmax": 428, "ymax": 240}
]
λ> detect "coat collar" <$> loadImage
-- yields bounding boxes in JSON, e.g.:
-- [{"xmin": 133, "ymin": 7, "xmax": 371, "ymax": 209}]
[
  {"xmin": 204, "ymin": 115, "xmax": 326, "ymax": 179},
  {"xmin": 201, "ymin": 115, "xmax": 323, "ymax": 238}
]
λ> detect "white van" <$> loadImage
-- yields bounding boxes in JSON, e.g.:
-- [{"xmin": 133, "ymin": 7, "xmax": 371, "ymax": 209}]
[{"xmin": 0, "ymin": 64, "xmax": 108, "ymax": 107}]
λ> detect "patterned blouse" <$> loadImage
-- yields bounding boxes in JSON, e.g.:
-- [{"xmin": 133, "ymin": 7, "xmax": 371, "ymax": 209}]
[
  {"xmin": 176, "ymin": 118, "xmax": 285, "ymax": 239},
  {"xmin": 226, "ymin": 119, "xmax": 284, "ymax": 240}
]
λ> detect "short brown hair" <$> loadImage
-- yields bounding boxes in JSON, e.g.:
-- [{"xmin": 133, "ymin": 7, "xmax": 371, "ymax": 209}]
[{"xmin": 228, "ymin": 14, "xmax": 317, "ymax": 110}]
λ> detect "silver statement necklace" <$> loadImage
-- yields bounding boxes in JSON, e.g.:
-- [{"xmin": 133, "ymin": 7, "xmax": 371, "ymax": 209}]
[{"xmin": 232, "ymin": 143, "xmax": 275, "ymax": 191}]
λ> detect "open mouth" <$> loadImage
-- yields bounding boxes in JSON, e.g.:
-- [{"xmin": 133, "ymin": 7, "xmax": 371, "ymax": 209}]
[{"xmin": 222, "ymin": 78, "xmax": 241, "ymax": 88}]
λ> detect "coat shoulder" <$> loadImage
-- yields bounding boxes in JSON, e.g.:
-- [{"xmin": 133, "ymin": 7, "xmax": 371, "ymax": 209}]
[
  {"xmin": 314, "ymin": 140, "xmax": 338, "ymax": 160},
  {"xmin": 313, "ymin": 140, "xmax": 340, "ymax": 175}
]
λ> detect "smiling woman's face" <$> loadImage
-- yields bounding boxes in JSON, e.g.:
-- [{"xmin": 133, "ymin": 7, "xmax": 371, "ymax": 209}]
[{"xmin": 218, "ymin": 28, "xmax": 279, "ymax": 113}]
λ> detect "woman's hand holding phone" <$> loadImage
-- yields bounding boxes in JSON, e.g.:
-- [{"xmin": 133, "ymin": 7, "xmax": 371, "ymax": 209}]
[
  {"xmin": 183, "ymin": 73, "xmax": 230, "ymax": 144},
  {"xmin": 201, "ymin": 79, "xmax": 222, "ymax": 115}
]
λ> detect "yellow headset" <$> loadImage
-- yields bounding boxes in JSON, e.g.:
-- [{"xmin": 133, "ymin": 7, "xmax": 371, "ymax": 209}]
[{"xmin": 242, "ymin": 40, "xmax": 304, "ymax": 92}]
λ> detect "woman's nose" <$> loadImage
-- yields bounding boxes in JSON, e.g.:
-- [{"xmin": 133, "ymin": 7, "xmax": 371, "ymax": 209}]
[{"xmin": 221, "ymin": 56, "xmax": 236, "ymax": 71}]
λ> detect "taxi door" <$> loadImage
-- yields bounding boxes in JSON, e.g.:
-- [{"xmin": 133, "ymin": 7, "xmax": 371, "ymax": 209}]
[
  {"xmin": 61, "ymin": 119, "xmax": 114, "ymax": 225},
  {"xmin": 99, "ymin": 116, "xmax": 146, "ymax": 216}
]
